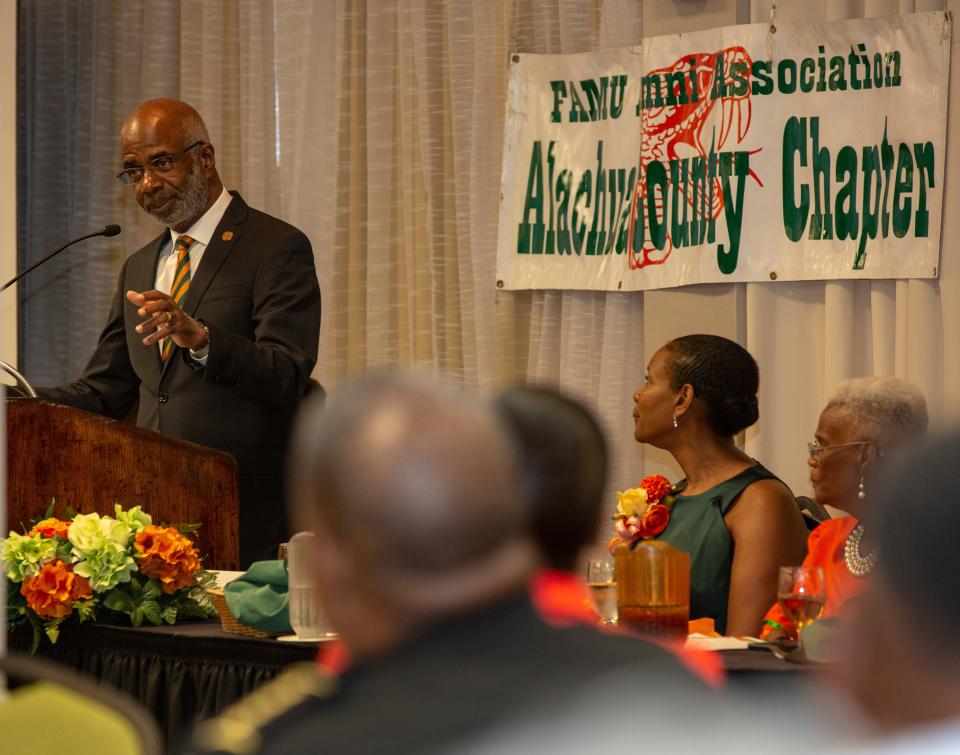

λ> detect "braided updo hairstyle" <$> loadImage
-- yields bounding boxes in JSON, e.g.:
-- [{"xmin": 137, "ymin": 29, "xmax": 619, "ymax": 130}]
[{"xmin": 663, "ymin": 334, "xmax": 760, "ymax": 437}]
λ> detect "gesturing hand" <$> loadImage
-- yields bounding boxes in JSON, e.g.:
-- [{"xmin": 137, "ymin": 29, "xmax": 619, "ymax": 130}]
[{"xmin": 127, "ymin": 289, "xmax": 209, "ymax": 351}]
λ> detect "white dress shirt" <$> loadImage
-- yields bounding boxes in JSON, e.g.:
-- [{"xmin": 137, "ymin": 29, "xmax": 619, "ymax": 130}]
[{"xmin": 153, "ymin": 188, "xmax": 233, "ymax": 361}]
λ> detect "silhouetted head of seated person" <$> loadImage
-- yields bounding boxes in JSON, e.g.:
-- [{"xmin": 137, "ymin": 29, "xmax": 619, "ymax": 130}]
[
  {"xmin": 839, "ymin": 429, "xmax": 960, "ymax": 742},
  {"xmin": 761, "ymin": 376, "xmax": 928, "ymax": 641},
  {"xmin": 495, "ymin": 385, "xmax": 608, "ymax": 573},
  {"xmin": 287, "ymin": 371, "xmax": 537, "ymax": 661},
  {"xmin": 631, "ymin": 334, "xmax": 806, "ymax": 637}
]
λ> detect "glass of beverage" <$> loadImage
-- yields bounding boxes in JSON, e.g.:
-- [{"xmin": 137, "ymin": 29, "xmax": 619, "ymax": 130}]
[
  {"xmin": 586, "ymin": 558, "xmax": 618, "ymax": 624},
  {"xmin": 777, "ymin": 565, "xmax": 826, "ymax": 651},
  {"xmin": 287, "ymin": 531, "xmax": 336, "ymax": 640}
]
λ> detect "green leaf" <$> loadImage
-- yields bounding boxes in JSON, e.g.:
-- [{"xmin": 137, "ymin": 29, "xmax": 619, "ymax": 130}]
[
  {"xmin": 44, "ymin": 622, "xmax": 60, "ymax": 644},
  {"xmin": 168, "ymin": 521, "xmax": 202, "ymax": 536},
  {"xmin": 140, "ymin": 600, "xmax": 162, "ymax": 625},
  {"xmin": 175, "ymin": 596, "xmax": 216, "ymax": 619},
  {"xmin": 129, "ymin": 575, "xmax": 142, "ymax": 598},
  {"xmin": 103, "ymin": 590, "xmax": 135, "ymax": 613},
  {"xmin": 141, "ymin": 580, "xmax": 162, "ymax": 600},
  {"xmin": 55, "ymin": 539, "xmax": 73, "ymax": 559},
  {"xmin": 194, "ymin": 570, "xmax": 217, "ymax": 590},
  {"xmin": 130, "ymin": 606, "xmax": 144, "ymax": 628},
  {"xmin": 30, "ymin": 623, "xmax": 41, "ymax": 654},
  {"xmin": 73, "ymin": 599, "xmax": 98, "ymax": 623},
  {"xmin": 161, "ymin": 605, "xmax": 178, "ymax": 625}
]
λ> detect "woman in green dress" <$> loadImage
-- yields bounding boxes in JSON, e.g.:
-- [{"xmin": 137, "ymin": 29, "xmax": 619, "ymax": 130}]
[{"xmin": 632, "ymin": 334, "xmax": 807, "ymax": 637}]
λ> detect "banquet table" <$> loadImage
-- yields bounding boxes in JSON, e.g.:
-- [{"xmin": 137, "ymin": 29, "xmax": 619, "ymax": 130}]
[
  {"xmin": 8, "ymin": 619, "xmax": 319, "ymax": 754},
  {"xmin": 721, "ymin": 647, "xmax": 825, "ymax": 676},
  {"xmin": 8, "ymin": 621, "xmax": 818, "ymax": 754}
]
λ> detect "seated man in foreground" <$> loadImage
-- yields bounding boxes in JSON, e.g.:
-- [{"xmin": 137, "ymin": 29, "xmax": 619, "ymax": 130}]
[{"xmin": 193, "ymin": 373, "xmax": 700, "ymax": 754}]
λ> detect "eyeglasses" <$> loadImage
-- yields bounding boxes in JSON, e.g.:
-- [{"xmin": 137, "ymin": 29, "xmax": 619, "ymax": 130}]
[
  {"xmin": 115, "ymin": 141, "xmax": 206, "ymax": 185},
  {"xmin": 806, "ymin": 439, "xmax": 872, "ymax": 460}
]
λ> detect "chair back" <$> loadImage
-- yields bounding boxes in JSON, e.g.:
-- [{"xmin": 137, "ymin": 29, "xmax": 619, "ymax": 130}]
[
  {"xmin": 0, "ymin": 653, "xmax": 162, "ymax": 755},
  {"xmin": 796, "ymin": 495, "xmax": 830, "ymax": 531}
]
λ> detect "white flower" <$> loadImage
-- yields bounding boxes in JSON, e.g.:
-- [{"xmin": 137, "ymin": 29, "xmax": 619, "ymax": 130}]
[{"xmin": 68, "ymin": 513, "xmax": 131, "ymax": 555}]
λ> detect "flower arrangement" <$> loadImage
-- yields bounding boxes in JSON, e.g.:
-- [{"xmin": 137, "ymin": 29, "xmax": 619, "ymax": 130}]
[
  {"xmin": 607, "ymin": 474, "xmax": 677, "ymax": 553},
  {"xmin": 2, "ymin": 504, "xmax": 216, "ymax": 649}
]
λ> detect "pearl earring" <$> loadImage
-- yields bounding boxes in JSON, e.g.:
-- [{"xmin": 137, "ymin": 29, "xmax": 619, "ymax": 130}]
[
  {"xmin": 672, "ymin": 414, "xmax": 679, "ymax": 429},
  {"xmin": 858, "ymin": 475, "xmax": 866, "ymax": 500}
]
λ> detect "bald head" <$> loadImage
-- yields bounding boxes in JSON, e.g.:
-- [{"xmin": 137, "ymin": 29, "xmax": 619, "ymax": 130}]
[
  {"xmin": 122, "ymin": 98, "xmax": 210, "ymax": 149},
  {"xmin": 119, "ymin": 98, "xmax": 221, "ymax": 232},
  {"xmin": 293, "ymin": 373, "xmax": 527, "ymax": 574},
  {"xmin": 288, "ymin": 373, "xmax": 536, "ymax": 655}
]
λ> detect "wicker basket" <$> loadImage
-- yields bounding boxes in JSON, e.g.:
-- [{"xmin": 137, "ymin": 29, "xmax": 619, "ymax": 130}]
[{"xmin": 206, "ymin": 587, "xmax": 272, "ymax": 638}]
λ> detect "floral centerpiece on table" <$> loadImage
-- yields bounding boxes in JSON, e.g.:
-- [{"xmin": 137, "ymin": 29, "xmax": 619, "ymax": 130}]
[
  {"xmin": 607, "ymin": 474, "xmax": 677, "ymax": 553},
  {"xmin": 2, "ymin": 504, "xmax": 217, "ymax": 649}
]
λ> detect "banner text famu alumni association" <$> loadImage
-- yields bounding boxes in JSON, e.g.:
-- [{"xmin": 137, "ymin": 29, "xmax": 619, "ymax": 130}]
[{"xmin": 496, "ymin": 12, "xmax": 950, "ymax": 292}]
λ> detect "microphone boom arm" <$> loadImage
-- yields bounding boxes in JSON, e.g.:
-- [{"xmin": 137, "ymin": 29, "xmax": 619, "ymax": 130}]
[
  {"xmin": 0, "ymin": 224, "xmax": 121, "ymax": 293},
  {"xmin": 0, "ymin": 360, "xmax": 37, "ymax": 398}
]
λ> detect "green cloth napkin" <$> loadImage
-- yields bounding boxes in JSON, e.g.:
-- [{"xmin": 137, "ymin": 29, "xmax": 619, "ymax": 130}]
[{"xmin": 223, "ymin": 560, "xmax": 292, "ymax": 634}]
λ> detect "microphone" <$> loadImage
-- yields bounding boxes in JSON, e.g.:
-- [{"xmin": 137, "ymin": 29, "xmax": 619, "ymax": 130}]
[{"xmin": 0, "ymin": 224, "xmax": 122, "ymax": 292}]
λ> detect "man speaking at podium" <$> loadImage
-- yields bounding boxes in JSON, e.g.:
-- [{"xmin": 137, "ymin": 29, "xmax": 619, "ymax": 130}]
[{"xmin": 31, "ymin": 98, "xmax": 321, "ymax": 567}]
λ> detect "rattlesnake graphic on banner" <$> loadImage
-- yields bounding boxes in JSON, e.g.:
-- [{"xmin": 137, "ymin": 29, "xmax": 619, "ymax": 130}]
[{"xmin": 628, "ymin": 48, "xmax": 762, "ymax": 270}]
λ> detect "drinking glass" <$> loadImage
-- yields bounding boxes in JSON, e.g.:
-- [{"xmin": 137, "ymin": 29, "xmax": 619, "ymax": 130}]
[
  {"xmin": 287, "ymin": 531, "xmax": 336, "ymax": 640},
  {"xmin": 777, "ymin": 566, "xmax": 826, "ymax": 651},
  {"xmin": 586, "ymin": 558, "xmax": 618, "ymax": 624}
]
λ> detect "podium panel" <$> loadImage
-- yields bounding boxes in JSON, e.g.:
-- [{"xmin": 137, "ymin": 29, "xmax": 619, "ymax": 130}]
[{"xmin": 6, "ymin": 399, "xmax": 240, "ymax": 569}]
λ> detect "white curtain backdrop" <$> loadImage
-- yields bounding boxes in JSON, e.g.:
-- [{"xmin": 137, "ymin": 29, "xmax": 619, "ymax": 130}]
[{"xmin": 15, "ymin": 0, "xmax": 959, "ymax": 526}]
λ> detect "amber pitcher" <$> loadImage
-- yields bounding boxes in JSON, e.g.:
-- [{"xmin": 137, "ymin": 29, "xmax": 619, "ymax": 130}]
[{"xmin": 614, "ymin": 540, "xmax": 690, "ymax": 639}]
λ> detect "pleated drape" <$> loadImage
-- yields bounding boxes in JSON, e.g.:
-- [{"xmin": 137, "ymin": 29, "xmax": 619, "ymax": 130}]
[{"xmin": 17, "ymin": 0, "xmax": 960, "ymax": 535}]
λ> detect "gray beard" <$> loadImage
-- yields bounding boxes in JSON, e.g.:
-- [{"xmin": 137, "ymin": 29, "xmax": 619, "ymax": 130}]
[{"xmin": 147, "ymin": 164, "xmax": 210, "ymax": 228}]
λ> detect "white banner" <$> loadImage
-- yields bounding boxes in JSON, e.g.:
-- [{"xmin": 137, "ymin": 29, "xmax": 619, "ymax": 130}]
[{"xmin": 496, "ymin": 12, "xmax": 951, "ymax": 292}]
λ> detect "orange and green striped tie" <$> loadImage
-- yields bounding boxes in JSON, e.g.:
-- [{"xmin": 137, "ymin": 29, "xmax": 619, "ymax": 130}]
[{"xmin": 161, "ymin": 235, "xmax": 195, "ymax": 361}]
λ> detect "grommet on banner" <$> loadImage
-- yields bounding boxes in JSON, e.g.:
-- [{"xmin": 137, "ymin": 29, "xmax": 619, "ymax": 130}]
[
  {"xmin": 769, "ymin": 271, "xmax": 778, "ymax": 281},
  {"xmin": 770, "ymin": 2, "xmax": 777, "ymax": 34},
  {"xmin": 497, "ymin": 280, "xmax": 504, "ymax": 289}
]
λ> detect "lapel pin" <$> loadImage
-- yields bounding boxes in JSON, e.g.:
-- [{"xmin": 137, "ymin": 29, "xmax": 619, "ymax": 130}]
[{"xmin": 222, "ymin": 231, "xmax": 234, "ymax": 241}]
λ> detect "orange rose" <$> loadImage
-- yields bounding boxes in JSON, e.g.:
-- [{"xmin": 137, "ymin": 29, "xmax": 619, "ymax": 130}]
[
  {"xmin": 30, "ymin": 518, "xmax": 71, "ymax": 540},
  {"xmin": 20, "ymin": 559, "xmax": 93, "ymax": 619},
  {"xmin": 134, "ymin": 525, "xmax": 201, "ymax": 594},
  {"xmin": 637, "ymin": 503, "xmax": 671, "ymax": 539},
  {"xmin": 638, "ymin": 475, "xmax": 673, "ymax": 505}
]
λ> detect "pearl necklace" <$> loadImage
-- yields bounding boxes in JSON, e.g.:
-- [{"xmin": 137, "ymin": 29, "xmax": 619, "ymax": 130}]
[{"xmin": 843, "ymin": 523, "xmax": 877, "ymax": 578}]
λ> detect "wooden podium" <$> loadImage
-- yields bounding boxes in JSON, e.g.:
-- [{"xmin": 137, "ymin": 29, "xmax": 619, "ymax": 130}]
[{"xmin": 6, "ymin": 399, "xmax": 240, "ymax": 569}]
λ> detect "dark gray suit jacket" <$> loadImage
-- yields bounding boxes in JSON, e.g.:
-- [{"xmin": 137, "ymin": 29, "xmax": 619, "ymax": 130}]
[
  {"xmin": 190, "ymin": 595, "xmax": 703, "ymax": 754},
  {"xmin": 37, "ymin": 192, "xmax": 322, "ymax": 564}
]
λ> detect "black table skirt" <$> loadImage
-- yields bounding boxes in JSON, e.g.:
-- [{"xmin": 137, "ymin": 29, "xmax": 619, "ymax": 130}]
[
  {"xmin": 8, "ymin": 623, "xmax": 813, "ymax": 753},
  {"xmin": 9, "ymin": 619, "xmax": 318, "ymax": 754}
]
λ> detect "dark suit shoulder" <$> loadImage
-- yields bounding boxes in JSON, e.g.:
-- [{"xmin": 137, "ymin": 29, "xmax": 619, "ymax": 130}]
[
  {"xmin": 190, "ymin": 662, "xmax": 335, "ymax": 755},
  {"xmin": 224, "ymin": 192, "xmax": 309, "ymax": 243},
  {"xmin": 243, "ymin": 205, "xmax": 306, "ymax": 236}
]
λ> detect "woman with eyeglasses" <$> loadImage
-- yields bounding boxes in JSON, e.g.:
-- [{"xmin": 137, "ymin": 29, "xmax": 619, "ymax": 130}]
[
  {"xmin": 631, "ymin": 334, "xmax": 807, "ymax": 637},
  {"xmin": 760, "ymin": 376, "xmax": 928, "ymax": 641}
]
